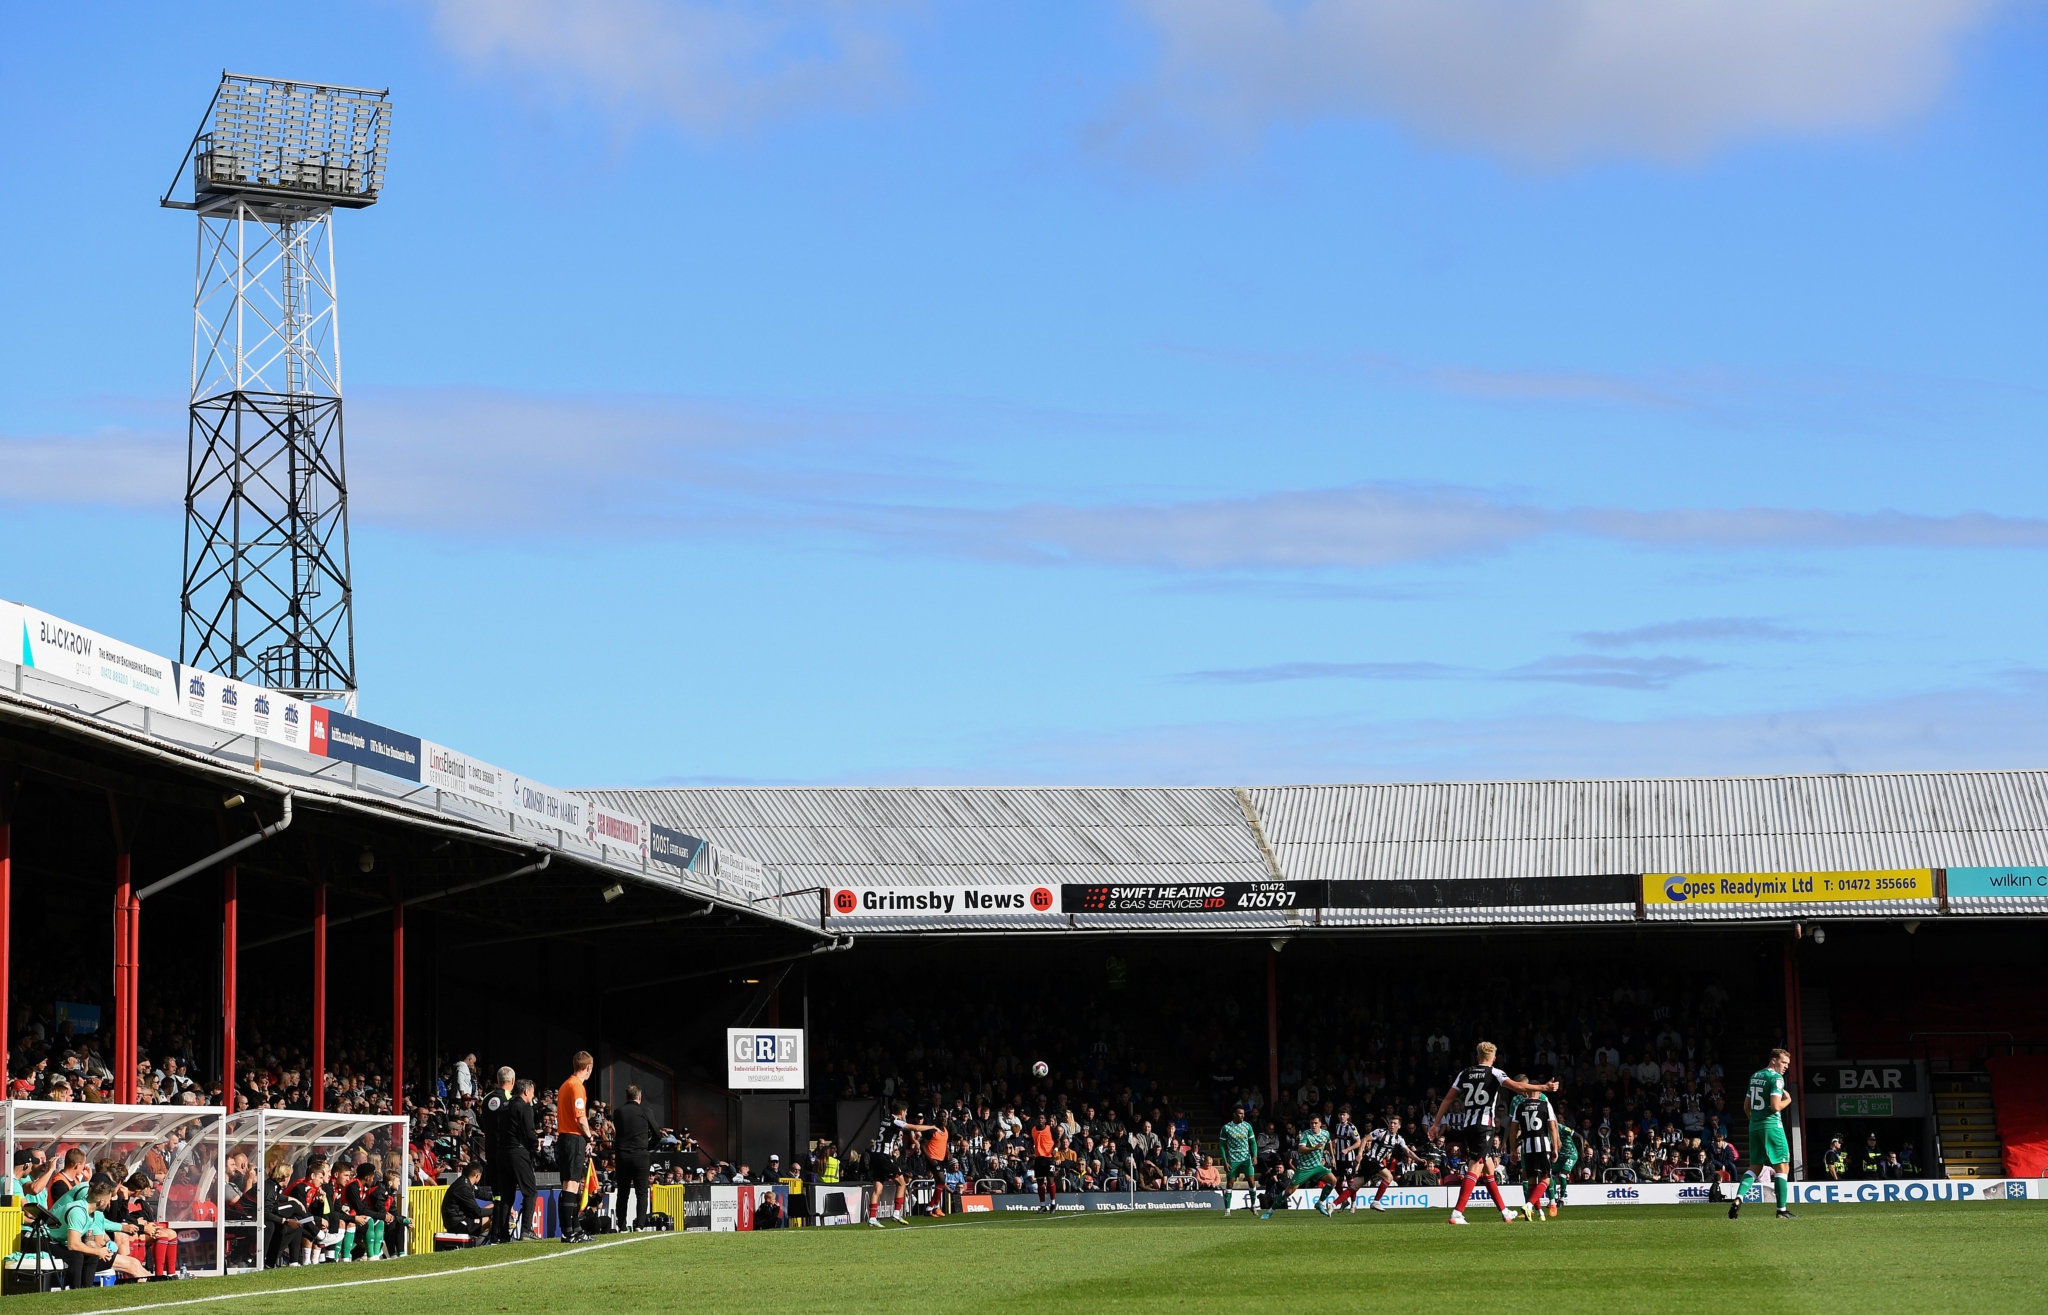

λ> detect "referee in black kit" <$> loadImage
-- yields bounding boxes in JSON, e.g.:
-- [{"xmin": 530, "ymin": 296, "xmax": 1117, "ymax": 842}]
[
  {"xmin": 482, "ymin": 1066, "xmax": 516, "ymax": 1243},
  {"xmin": 611, "ymin": 1085, "xmax": 657, "ymax": 1230}
]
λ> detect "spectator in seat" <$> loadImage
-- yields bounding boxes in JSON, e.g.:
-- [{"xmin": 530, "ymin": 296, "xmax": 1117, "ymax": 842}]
[
  {"xmin": 442, "ymin": 1164, "xmax": 491, "ymax": 1241},
  {"xmin": 1880, "ymin": 1152, "xmax": 1906, "ymax": 1180}
]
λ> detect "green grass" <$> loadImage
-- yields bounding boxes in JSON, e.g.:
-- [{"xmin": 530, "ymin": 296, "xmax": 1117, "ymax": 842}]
[{"xmin": 37, "ymin": 1202, "xmax": 2048, "ymax": 1315}]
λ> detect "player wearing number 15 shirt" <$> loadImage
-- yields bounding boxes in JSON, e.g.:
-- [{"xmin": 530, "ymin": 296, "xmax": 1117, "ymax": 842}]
[{"xmin": 1427, "ymin": 1042, "xmax": 1558, "ymax": 1226}]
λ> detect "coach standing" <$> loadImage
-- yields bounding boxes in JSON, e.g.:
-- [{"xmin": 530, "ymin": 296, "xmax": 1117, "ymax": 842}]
[
  {"xmin": 506, "ymin": 1079, "xmax": 543, "ymax": 1240},
  {"xmin": 482, "ymin": 1067, "xmax": 515, "ymax": 1244},
  {"xmin": 611, "ymin": 1084, "xmax": 656, "ymax": 1231}
]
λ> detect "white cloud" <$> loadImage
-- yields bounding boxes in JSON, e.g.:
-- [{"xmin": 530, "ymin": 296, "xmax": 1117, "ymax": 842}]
[
  {"xmin": 1125, "ymin": 0, "xmax": 2003, "ymax": 166},
  {"xmin": 427, "ymin": 0, "xmax": 908, "ymax": 135},
  {"xmin": 9, "ymin": 398, "xmax": 2048, "ymax": 571},
  {"xmin": 966, "ymin": 672, "xmax": 2048, "ymax": 785}
]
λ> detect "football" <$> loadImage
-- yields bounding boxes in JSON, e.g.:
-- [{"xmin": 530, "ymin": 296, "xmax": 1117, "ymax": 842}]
[{"xmin": 1032, "ymin": 1060, "xmax": 1050, "ymax": 1077}]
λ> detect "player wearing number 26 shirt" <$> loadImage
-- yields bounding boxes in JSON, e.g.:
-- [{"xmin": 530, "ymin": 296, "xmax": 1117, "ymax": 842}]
[{"xmin": 1427, "ymin": 1042, "xmax": 1558, "ymax": 1226}]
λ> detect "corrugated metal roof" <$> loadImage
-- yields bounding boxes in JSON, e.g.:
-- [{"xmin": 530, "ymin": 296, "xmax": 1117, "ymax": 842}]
[
  {"xmin": 587, "ymin": 785, "xmax": 1270, "ymax": 888},
  {"xmin": 1248, "ymin": 772, "xmax": 2048, "ymax": 883},
  {"xmin": 591, "ymin": 771, "xmax": 2048, "ymax": 930}
]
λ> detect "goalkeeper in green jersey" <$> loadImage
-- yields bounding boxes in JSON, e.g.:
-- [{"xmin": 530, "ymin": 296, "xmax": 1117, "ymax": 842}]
[
  {"xmin": 1267, "ymin": 1116, "xmax": 1340, "ymax": 1219},
  {"xmin": 1219, "ymin": 1107, "xmax": 1259, "ymax": 1217},
  {"xmin": 1730, "ymin": 1048, "xmax": 1798, "ymax": 1220}
]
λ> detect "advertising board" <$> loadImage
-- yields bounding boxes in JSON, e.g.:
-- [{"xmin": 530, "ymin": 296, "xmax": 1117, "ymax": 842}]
[
  {"xmin": 1063, "ymin": 883, "xmax": 1313, "ymax": 913},
  {"xmin": 587, "ymin": 801, "xmax": 650, "ymax": 864},
  {"xmin": 727, "ymin": 1027, "xmax": 805, "ymax": 1091},
  {"xmin": 650, "ymin": 824, "xmax": 707, "ymax": 874},
  {"xmin": 421, "ymin": 740, "xmax": 511, "ymax": 807},
  {"xmin": 15, "ymin": 605, "xmax": 181, "ymax": 718},
  {"xmin": 309, "ymin": 706, "xmax": 422, "ymax": 782},
  {"xmin": 1947, "ymin": 866, "xmax": 2048, "ymax": 900},
  {"xmin": 827, "ymin": 885, "xmax": 1057, "ymax": 921},
  {"xmin": 1644, "ymin": 869, "xmax": 1933, "ymax": 907},
  {"xmin": 712, "ymin": 846, "xmax": 771, "ymax": 901}
]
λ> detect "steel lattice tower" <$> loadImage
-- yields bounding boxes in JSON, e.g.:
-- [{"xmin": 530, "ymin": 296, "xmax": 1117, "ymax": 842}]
[{"xmin": 162, "ymin": 74, "xmax": 392, "ymax": 705}]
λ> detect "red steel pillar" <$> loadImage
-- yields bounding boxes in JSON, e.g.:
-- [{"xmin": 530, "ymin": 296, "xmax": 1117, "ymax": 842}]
[
  {"xmin": 0, "ymin": 809, "xmax": 10, "ymax": 1088},
  {"xmin": 312, "ymin": 884, "xmax": 327, "ymax": 1112},
  {"xmin": 1266, "ymin": 947, "xmax": 1280, "ymax": 1111},
  {"xmin": 391, "ymin": 895, "xmax": 405, "ymax": 1116},
  {"xmin": 114, "ymin": 854, "xmax": 133, "ymax": 1104},
  {"xmin": 1784, "ymin": 939, "xmax": 1807, "ymax": 1176},
  {"xmin": 222, "ymin": 868, "xmax": 238, "ymax": 1110}
]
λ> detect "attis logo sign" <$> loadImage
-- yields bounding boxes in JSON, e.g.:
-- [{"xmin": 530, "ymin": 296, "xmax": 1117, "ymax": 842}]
[
  {"xmin": 1030, "ymin": 886, "xmax": 1054, "ymax": 912},
  {"xmin": 833, "ymin": 889, "xmax": 858, "ymax": 915}
]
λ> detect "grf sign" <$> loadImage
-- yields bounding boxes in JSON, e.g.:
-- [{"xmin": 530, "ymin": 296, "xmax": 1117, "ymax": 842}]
[{"xmin": 726, "ymin": 1027, "xmax": 805, "ymax": 1091}]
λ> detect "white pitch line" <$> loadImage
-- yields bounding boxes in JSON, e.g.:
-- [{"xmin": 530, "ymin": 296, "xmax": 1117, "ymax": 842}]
[
  {"xmin": 68, "ymin": 1231, "xmax": 677, "ymax": 1314},
  {"xmin": 101, "ymin": 1207, "xmax": 1096, "ymax": 1309}
]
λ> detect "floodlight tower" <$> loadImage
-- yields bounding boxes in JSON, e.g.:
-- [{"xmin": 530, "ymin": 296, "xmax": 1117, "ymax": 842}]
[{"xmin": 161, "ymin": 74, "xmax": 392, "ymax": 706}]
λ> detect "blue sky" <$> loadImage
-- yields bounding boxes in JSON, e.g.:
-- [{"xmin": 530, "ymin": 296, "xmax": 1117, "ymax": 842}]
[{"xmin": 3, "ymin": 1, "xmax": 2046, "ymax": 787}]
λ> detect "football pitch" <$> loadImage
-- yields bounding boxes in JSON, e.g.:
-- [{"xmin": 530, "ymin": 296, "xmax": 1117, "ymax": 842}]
[{"xmin": 35, "ymin": 1202, "xmax": 2048, "ymax": 1315}]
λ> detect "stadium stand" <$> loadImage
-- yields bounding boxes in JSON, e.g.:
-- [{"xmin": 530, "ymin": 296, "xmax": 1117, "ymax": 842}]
[{"xmin": 1984, "ymin": 1054, "xmax": 2048, "ymax": 1178}]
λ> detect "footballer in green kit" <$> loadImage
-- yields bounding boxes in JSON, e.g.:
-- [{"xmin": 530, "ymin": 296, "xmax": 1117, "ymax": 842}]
[
  {"xmin": 1731, "ymin": 1047, "xmax": 1797, "ymax": 1220},
  {"xmin": 1274, "ymin": 1115, "xmax": 1340, "ymax": 1218},
  {"xmin": 1219, "ymin": 1106, "xmax": 1258, "ymax": 1216},
  {"xmin": 1547, "ymin": 1122, "xmax": 1580, "ymax": 1217}
]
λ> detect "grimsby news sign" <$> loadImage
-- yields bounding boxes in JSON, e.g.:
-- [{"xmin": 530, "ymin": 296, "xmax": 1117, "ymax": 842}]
[{"xmin": 827, "ymin": 885, "xmax": 1059, "ymax": 921}]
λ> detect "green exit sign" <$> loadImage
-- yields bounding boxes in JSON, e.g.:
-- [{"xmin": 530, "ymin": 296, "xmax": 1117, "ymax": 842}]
[{"xmin": 1834, "ymin": 1095, "xmax": 1894, "ymax": 1117}]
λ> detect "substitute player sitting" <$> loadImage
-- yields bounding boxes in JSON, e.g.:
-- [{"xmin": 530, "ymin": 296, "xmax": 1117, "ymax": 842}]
[
  {"xmin": 1428, "ymin": 1042, "xmax": 1558, "ymax": 1226},
  {"xmin": 1219, "ymin": 1106, "xmax": 1258, "ymax": 1216},
  {"xmin": 1729, "ymin": 1048, "xmax": 1798, "ymax": 1221}
]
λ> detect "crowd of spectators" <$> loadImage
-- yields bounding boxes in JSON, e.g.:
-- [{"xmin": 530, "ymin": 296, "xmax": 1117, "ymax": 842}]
[{"xmin": 804, "ymin": 953, "xmax": 1778, "ymax": 1195}]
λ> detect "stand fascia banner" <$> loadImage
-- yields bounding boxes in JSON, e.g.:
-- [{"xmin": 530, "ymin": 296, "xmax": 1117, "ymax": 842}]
[
  {"xmin": 14, "ymin": 604, "xmax": 182, "ymax": 718},
  {"xmin": 587, "ymin": 801, "xmax": 650, "ymax": 864}
]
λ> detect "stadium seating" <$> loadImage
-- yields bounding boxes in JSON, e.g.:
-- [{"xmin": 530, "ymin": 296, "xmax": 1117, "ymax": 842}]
[{"xmin": 1983, "ymin": 1054, "xmax": 2048, "ymax": 1179}]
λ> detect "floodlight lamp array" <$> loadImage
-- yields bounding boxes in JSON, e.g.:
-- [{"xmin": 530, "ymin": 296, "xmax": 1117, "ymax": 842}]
[{"xmin": 186, "ymin": 74, "xmax": 391, "ymax": 208}]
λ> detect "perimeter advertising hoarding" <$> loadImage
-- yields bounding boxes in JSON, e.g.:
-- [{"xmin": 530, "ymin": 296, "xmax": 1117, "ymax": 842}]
[
  {"xmin": 1947, "ymin": 866, "xmax": 2048, "ymax": 900},
  {"xmin": 1063, "ymin": 882, "xmax": 1314, "ymax": 914},
  {"xmin": 727, "ymin": 1028, "xmax": 805, "ymax": 1091},
  {"xmin": 827, "ymin": 885, "xmax": 1058, "ymax": 921},
  {"xmin": 1643, "ymin": 869, "xmax": 1934, "ymax": 907}
]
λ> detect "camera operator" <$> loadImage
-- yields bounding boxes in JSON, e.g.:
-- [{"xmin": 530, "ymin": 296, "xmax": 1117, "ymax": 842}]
[{"xmin": 611, "ymin": 1085, "xmax": 656, "ymax": 1231}]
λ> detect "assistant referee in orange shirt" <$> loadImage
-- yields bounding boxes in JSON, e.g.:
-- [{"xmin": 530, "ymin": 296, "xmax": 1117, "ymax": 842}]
[{"xmin": 556, "ymin": 1051, "xmax": 595, "ymax": 1242}]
